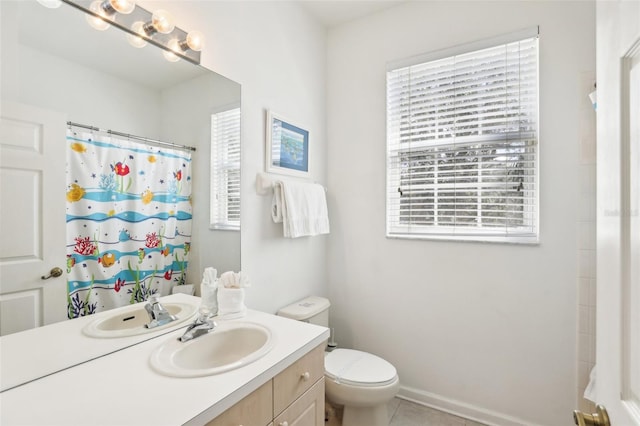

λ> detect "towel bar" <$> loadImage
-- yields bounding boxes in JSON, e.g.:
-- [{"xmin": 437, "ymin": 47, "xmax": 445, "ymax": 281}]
[{"xmin": 255, "ymin": 172, "xmax": 326, "ymax": 195}]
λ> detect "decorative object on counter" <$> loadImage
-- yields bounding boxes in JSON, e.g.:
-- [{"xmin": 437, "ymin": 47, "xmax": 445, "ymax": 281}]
[
  {"xmin": 272, "ymin": 180, "xmax": 330, "ymax": 238},
  {"xmin": 266, "ymin": 110, "xmax": 310, "ymax": 177},
  {"xmin": 200, "ymin": 267, "xmax": 219, "ymax": 316},
  {"xmin": 217, "ymin": 271, "xmax": 250, "ymax": 319},
  {"xmin": 58, "ymin": 0, "xmax": 204, "ymax": 64},
  {"xmin": 66, "ymin": 124, "xmax": 193, "ymax": 317}
]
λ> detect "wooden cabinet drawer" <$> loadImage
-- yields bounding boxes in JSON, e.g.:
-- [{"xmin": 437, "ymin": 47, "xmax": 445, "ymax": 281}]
[
  {"xmin": 206, "ymin": 380, "xmax": 273, "ymax": 426},
  {"xmin": 273, "ymin": 343, "xmax": 325, "ymax": 416},
  {"xmin": 273, "ymin": 378, "xmax": 324, "ymax": 426}
]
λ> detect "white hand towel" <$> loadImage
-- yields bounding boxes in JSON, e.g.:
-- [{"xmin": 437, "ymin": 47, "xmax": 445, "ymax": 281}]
[
  {"xmin": 204, "ymin": 267, "xmax": 217, "ymax": 283},
  {"xmin": 217, "ymin": 287, "xmax": 246, "ymax": 319},
  {"xmin": 279, "ymin": 181, "xmax": 330, "ymax": 238}
]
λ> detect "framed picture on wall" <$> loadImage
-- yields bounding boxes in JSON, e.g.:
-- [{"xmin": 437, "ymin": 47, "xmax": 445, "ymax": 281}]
[{"xmin": 266, "ymin": 110, "xmax": 310, "ymax": 177}]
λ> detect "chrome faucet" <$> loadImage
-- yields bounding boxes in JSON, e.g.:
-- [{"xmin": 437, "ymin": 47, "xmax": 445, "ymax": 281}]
[
  {"xmin": 144, "ymin": 294, "xmax": 178, "ymax": 329},
  {"xmin": 179, "ymin": 312, "xmax": 216, "ymax": 342}
]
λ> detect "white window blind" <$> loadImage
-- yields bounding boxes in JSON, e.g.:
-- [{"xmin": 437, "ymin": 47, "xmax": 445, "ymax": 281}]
[
  {"xmin": 210, "ymin": 106, "xmax": 241, "ymax": 231},
  {"xmin": 386, "ymin": 32, "xmax": 539, "ymax": 243}
]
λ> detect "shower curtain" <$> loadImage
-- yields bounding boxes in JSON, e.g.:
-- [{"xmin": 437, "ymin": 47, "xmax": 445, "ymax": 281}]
[{"xmin": 65, "ymin": 127, "xmax": 192, "ymax": 318}]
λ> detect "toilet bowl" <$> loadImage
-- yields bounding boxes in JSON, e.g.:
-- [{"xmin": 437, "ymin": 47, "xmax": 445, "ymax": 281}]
[
  {"xmin": 324, "ymin": 348, "xmax": 399, "ymax": 426},
  {"xmin": 277, "ymin": 296, "xmax": 399, "ymax": 426}
]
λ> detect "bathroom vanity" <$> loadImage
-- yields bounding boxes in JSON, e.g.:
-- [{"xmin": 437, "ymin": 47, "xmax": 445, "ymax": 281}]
[
  {"xmin": 0, "ymin": 295, "xmax": 329, "ymax": 426},
  {"xmin": 207, "ymin": 343, "xmax": 325, "ymax": 426}
]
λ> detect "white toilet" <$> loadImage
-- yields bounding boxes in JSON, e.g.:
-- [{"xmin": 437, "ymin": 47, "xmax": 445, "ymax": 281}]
[{"xmin": 278, "ymin": 296, "xmax": 399, "ymax": 426}]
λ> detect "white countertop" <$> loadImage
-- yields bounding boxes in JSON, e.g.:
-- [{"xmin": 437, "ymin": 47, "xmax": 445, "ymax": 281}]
[
  {"xmin": 0, "ymin": 303, "xmax": 329, "ymax": 426},
  {"xmin": 0, "ymin": 293, "xmax": 199, "ymax": 392}
]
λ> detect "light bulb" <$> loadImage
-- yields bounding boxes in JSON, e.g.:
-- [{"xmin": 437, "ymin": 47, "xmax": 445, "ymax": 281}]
[
  {"xmin": 162, "ymin": 39, "xmax": 181, "ymax": 62},
  {"xmin": 127, "ymin": 21, "xmax": 148, "ymax": 48},
  {"xmin": 86, "ymin": 0, "xmax": 111, "ymax": 31},
  {"xmin": 185, "ymin": 30, "xmax": 204, "ymax": 51},
  {"xmin": 151, "ymin": 9, "xmax": 175, "ymax": 34},
  {"xmin": 107, "ymin": 0, "xmax": 135, "ymax": 14},
  {"xmin": 36, "ymin": 0, "xmax": 62, "ymax": 8}
]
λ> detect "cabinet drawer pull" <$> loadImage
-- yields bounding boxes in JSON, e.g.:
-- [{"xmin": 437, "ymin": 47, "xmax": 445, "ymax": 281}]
[
  {"xmin": 279, "ymin": 422, "xmax": 289, "ymax": 426},
  {"xmin": 301, "ymin": 371, "xmax": 310, "ymax": 381}
]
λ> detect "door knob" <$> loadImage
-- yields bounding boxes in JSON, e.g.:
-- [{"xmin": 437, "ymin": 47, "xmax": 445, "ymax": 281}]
[
  {"xmin": 573, "ymin": 405, "xmax": 610, "ymax": 426},
  {"xmin": 41, "ymin": 267, "xmax": 63, "ymax": 280}
]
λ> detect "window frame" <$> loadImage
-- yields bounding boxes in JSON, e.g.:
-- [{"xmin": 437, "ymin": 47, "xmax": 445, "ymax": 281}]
[
  {"xmin": 385, "ymin": 27, "xmax": 540, "ymax": 244},
  {"xmin": 210, "ymin": 103, "xmax": 241, "ymax": 232}
]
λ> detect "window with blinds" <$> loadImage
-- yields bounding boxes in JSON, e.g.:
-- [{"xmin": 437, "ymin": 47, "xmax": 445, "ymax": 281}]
[
  {"xmin": 210, "ymin": 106, "xmax": 241, "ymax": 231},
  {"xmin": 386, "ymin": 30, "xmax": 539, "ymax": 242}
]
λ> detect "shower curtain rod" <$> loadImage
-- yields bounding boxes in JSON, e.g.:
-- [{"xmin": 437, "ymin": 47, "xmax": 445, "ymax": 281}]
[{"xmin": 67, "ymin": 121, "xmax": 197, "ymax": 152}]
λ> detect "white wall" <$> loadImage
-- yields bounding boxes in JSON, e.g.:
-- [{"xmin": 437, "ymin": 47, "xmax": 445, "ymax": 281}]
[
  {"xmin": 2, "ymin": 0, "xmax": 328, "ymax": 315},
  {"xmin": 143, "ymin": 1, "xmax": 329, "ymax": 313},
  {"xmin": 0, "ymin": 45, "xmax": 160, "ymax": 136},
  {"xmin": 159, "ymin": 72, "xmax": 241, "ymax": 283},
  {"xmin": 0, "ymin": 1, "xmax": 159, "ymax": 133},
  {"xmin": 326, "ymin": 2, "xmax": 594, "ymax": 425}
]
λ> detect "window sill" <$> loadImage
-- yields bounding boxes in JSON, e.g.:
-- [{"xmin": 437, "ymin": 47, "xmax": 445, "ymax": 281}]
[
  {"xmin": 210, "ymin": 225, "xmax": 240, "ymax": 232},
  {"xmin": 386, "ymin": 232, "xmax": 539, "ymax": 245}
]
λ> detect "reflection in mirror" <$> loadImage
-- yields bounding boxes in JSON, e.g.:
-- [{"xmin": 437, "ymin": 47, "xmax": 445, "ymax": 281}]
[
  {"xmin": 211, "ymin": 105, "xmax": 241, "ymax": 232},
  {"xmin": 0, "ymin": 0, "xmax": 240, "ymax": 389},
  {"xmin": 208, "ymin": 103, "xmax": 242, "ymax": 275}
]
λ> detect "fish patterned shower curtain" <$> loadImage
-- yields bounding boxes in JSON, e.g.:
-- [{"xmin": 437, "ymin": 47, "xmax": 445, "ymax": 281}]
[{"xmin": 65, "ymin": 127, "xmax": 192, "ymax": 318}]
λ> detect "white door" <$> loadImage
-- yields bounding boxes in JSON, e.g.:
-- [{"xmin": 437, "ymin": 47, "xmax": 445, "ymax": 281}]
[
  {"xmin": 0, "ymin": 101, "xmax": 68, "ymax": 335},
  {"xmin": 594, "ymin": 1, "xmax": 640, "ymax": 424}
]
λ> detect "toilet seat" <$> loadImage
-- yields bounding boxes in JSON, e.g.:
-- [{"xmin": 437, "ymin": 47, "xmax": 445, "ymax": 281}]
[{"xmin": 325, "ymin": 348, "xmax": 397, "ymax": 387}]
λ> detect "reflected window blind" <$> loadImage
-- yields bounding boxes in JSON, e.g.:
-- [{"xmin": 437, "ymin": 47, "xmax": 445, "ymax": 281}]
[
  {"xmin": 386, "ymin": 32, "xmax": 539, "ymax": 242},
  {"xmin": 211, "ymin": 107, "xmax": 241, "ymax": 230}
]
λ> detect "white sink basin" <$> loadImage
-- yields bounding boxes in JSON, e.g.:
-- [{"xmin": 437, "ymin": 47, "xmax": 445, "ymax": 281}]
[
  {"xmin": 82, "ymin": 302, "xmax": 198, "ymax": 338},
  {"xmin": 149, "ymin": 321, "xmax": 274, "ymax": 378}
]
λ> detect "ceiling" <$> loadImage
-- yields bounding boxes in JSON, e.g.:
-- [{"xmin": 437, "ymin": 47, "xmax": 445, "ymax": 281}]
[{"xmin": 298, "ymin": 0, "xmax": 407, "ymax": 27}]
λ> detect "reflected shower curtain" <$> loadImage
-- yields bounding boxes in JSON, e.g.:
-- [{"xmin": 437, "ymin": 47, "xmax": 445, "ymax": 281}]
[{"xmin": 65, "ymin": 127, "xmax": 192, "ymax": 318}]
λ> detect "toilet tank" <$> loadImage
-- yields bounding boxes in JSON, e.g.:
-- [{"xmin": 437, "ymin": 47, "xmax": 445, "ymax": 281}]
[{"xmin": 277, "ymin": 296, "xmax": 330, "ymax": 327}]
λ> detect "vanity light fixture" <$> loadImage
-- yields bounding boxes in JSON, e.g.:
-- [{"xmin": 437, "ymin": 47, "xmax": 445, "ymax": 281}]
[
  {"xmin": 180, "ymin": 30, "xmax": 205, "ymax": 52},
  {"xmin": 162, "ymin": 30, "xmax": 205, "ymax": 63},
  {"xmin": 85, "ymin": 0, "xmax": 135, "ymax": 31},
  {"xmin": 162, "ymin": 39, "xmax": 182, "ymax": 62},
  {"xmin": 86, "ymin": 0, "xmax": 111, "ymax": 31},
  {"xmin": 126, "ymin": 21, "xmax": 148, "ymax": 48},
  {"xmin": 101, "ymin": 0, "xmax": 135, "ymax": 15},
  {"xmin": 142, "ymin": 9, "xmax": 175, "ymax": 36},
  {"xmin": 63, "ymin": 0, "xmax": 204, "ymax": 64},
  {"xmin": 36, "ymin": 0, "xmax": 62, "ymax": 8}
]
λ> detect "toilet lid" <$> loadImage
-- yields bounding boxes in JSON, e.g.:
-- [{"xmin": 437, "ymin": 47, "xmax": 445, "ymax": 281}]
[{"xmin": 325, "ymin": 349, "xmax": 397, "ymax": 387}]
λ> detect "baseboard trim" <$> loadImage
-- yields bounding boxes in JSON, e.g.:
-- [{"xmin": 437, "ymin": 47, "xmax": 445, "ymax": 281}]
[{"xmin": 397, "ymin": 385, "xmax": 543, "ymax": 426}]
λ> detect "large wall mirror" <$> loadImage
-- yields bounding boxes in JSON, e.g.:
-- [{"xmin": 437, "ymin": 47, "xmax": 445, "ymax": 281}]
[{"xmin": 0, "ymin": 0, "xmax": 240, "ymax": 389}]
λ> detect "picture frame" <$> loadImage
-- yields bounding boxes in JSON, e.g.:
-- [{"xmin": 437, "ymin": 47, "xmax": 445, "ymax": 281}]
[{"xmin": 265, "ymin": 110, "xmax": 310, "ymax": 177}]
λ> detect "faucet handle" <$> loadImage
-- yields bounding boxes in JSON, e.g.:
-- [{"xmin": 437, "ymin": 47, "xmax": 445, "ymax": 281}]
[{"xmin": 149, "ymin": 294, "xmax": 160, "ymax": 304}]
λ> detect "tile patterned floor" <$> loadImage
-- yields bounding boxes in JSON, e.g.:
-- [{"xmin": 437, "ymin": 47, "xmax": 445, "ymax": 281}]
[
  {"xmin": 326, "ymin": 397, "xmax": 488, "ymax": 426},
  {"xmin": 388, "ymin": 398, "xmax": 487, "ymax": 426}
]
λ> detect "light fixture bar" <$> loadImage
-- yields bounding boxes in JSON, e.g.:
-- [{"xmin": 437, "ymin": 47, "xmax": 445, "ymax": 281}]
[{"xmin": 61, "ymin": 0, "xmax": 202, "ymax": 65}]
